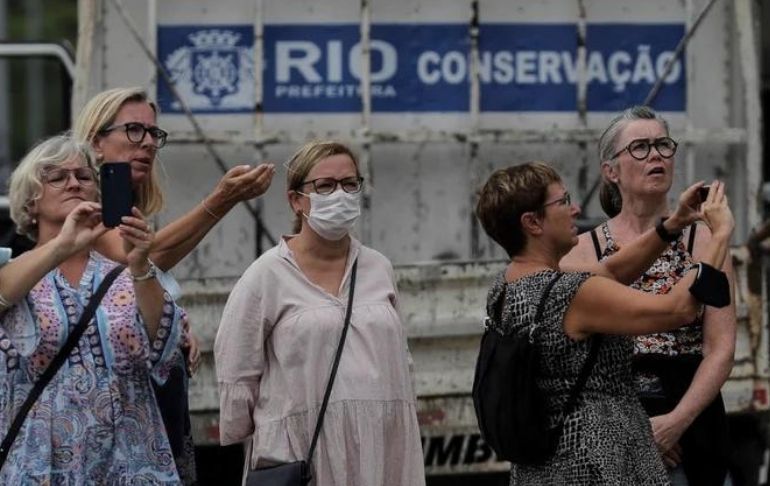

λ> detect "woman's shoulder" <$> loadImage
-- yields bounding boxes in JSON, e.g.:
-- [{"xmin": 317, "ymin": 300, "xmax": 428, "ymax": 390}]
[{"xmin": 356, "ymin": 244, "xmax": 395, "ymax": 272}]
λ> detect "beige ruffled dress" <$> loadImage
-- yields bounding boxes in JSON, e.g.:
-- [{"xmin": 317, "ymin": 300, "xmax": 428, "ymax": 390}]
[{"xmin": 215, "ymin": 237, "xmax": 425, "ymax": 486}]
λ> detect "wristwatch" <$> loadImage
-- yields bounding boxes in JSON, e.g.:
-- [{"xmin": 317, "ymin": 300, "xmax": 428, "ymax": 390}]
[
  {"xmin": 131, "ymin": 261, "xmax": 158, "ymax": 282},
  {"xmin": 655, "ymin": 217, "xmax": 682, "ymax": 243}
]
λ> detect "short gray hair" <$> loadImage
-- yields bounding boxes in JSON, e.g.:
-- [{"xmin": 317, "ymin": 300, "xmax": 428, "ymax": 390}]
[
  {"xmin": 8, "ymin": 134, "xmax": 95, "ymax": 240},
  {"xmin": 597, "ymin": 106, "xmax": 670, "ymax": 217}
]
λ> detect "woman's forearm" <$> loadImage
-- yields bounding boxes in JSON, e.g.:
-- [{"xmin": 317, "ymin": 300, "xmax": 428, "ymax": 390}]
[
  {"xmin": 700, "ymin": 229, "xmax": 731, "ymax": 270},
  {"xmin": 150, "ymin": 202, "xmax": 224, "ymax": 271},
  {"xmin": 0, "ymin": 238, "xmax": 70, "ymax": 305},
  {"xmin": 130, "ymin": 261, "xmax": 166, "ymax": 340},
  {"xmin": 601, "ymin": 216, "xmax": 688, "ymax": 285}
]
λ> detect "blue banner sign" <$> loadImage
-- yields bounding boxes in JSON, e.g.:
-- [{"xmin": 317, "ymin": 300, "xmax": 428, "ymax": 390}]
[{"xmin": 158, "ymin": 23, "xmax": 685, "ymax": 114}]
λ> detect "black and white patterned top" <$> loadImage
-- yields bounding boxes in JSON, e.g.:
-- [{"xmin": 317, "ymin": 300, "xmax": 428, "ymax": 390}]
[{"xmin": 486, "ymin": 269, "xmax": 670, "ymax": 486}]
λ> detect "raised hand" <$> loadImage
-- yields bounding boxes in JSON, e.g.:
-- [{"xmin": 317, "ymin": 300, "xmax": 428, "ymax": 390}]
[
  {"xmin": 668, "ymin": 181, "xmax": 707, "ymax": 231},
  {"xmin": 53, "ymin": 201, "xmax": 109, "ymax": 258},
  {"xmin": 700, "ymin": 180, "xmax": 734, "ymax": 239},
  {"xmin": 205, "ymin": 163, "xmax": 275, "ymax": 213},
  {"xmin": 119, "ymin": 207, "xmax": 155, "ymax": 271}
]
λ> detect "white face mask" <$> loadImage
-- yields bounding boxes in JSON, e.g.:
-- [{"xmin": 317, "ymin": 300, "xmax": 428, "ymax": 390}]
[{"xmin": 300, "ymin": 189, "xmax": 361, "ymax": 241}]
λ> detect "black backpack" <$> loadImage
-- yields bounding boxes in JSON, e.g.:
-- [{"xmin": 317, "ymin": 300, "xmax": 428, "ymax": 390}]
[{"xmin": 472, "ymin": 272, "xmax": 601, "ymax": 464}]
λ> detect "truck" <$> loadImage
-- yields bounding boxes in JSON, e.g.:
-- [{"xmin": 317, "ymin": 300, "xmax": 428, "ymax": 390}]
[{"xmin": 3, "ymin": 0, "xmax": 769, "ymax": 483}]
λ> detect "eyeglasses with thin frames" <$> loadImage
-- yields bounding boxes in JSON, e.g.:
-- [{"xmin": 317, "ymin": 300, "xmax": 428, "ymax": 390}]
[
  {"xmin": 100, "ymin": 122, "xmax": 168, "ymax": 148},
  {"xmin": 611, "ymin": 137, "xmax": 678, "ymax": 161},
  {"xmin": 541, "ymin": 192, "xmax": 571, "ymax": 209},
  {"xmin": 42, "ymin": 167, "xmax": 97, "ymax": 189},
  {"xmin": 298, "ymin": 177, "xmax": 364, "ymax": 195}
]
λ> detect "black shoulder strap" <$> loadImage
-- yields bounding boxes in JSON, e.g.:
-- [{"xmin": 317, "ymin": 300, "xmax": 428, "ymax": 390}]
[
  {"xmin": 534, "ymin": 272, "xmax": 601, "ymax": 420},
  {"xmin": 560, "ymin": 334, "xmax": 602, "ymax": 423},
  {"xmin": 687, "ymin": 223, "xmax": 698, "ymax": 254},
  {"xmin": 590, "ymin": 229, "xmax": 602, "ymax": 261},
  {"xmin": 534, "ymin": 272, "xmax": 564, "ymax": 322},
  {"xmin": 306, "ymin": 258, "xmax": 358, "ymax": 467},
  {"xmin": 0, "ymin": 264, "xmax": 125, "ymax": 469}
]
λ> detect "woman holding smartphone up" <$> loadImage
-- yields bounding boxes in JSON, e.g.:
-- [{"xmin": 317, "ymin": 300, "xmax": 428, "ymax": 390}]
[
  {"xmin": 73, "ymin": 86, "xmax": 275, "ymax": 483},
  {"xmin": 562, "ymin": 106, "xmax": 735, "ymax": 485}
]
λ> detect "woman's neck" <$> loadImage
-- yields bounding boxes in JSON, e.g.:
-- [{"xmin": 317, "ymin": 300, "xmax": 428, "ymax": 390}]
[
  {"xmin": 507, "ymin": 246, "xmax": 560, "ymax": 280},
  {"xmin": 613, "ymin": 193, "xmax": 669, "ymax": 236},
  {"xmin": 289, "ymin": 227, "xmax": 350, "ymax": 262}
]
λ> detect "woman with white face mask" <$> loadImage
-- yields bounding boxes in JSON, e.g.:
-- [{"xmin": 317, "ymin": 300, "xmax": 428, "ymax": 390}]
[{"xmin": 214, "ymin": 141, "xmax": 426, "ymax": 486}]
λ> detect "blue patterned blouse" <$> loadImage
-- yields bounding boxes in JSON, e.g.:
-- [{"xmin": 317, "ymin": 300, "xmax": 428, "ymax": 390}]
[{"xmin": 0, "ymin": 252, "xmax": 183, "ymax": 484}]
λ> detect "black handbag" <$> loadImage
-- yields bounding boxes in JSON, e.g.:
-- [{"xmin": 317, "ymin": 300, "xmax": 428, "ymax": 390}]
[
  {"xmin": 472, "ymin": 272, "xmax": 602, "ymax": 464},
  {"xmin": 0, "ymin": 264, "xmax": 126, "ymax": 470},
  {"xmin": 246, "ymin": 258, "xmax": 358, "ymax": 486}
]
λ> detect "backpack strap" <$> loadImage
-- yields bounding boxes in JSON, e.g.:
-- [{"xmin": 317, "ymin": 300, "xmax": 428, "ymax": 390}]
[
  {"xmin": 590, "ymin": 229, "xmax": 602, "ymax": 261},
  {"xmin": 687, "ymin": 222, "xmax": 697, "ymax": 254},
  {"xmin": 534, "ymin": 272, "xmax": 564, "ymax": 321},
  {"xmin": 560, "ymin": 334, "xmax": 603, "ymax": 423}
]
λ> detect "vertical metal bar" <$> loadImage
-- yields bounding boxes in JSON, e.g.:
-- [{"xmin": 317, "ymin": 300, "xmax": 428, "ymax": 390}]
[
  {"xmin": 0, "ymin": 0, "xmax": 9, "ymax": 179},
  {"xmin": 358, "ymin": 0, "xmax": 373, "ymax": 245},
  {"xmin": 73, "ymin": 0, "xmax": 99, "ymax": 119},
  {"xmin": 575, "ymin": 0, "xmax": 590, "ymax": 213},
  {"xmin": 735, "ymin": 0, "xmax": 762, "ymax": 232},
  {"xmin": 24, "ymin": 0, "xmax": 44, "ymax": 143},
  {"xmin": 468, "ymin": 0, "xmax": 482, "ymax": 259},
  {"xmin": 685, "ymin": 0, "xmax": 696, "ymax": 186},
  {"xmin": 254, "ymin": 0, "xmax": 266, "ymax": 256},
  {"xmin": 147, "ymin": 0, "xmax": 157, "ymax": 99},
  {"xmin": 254, "ymin": 0, "xmax": 264, "ymax": 144}
]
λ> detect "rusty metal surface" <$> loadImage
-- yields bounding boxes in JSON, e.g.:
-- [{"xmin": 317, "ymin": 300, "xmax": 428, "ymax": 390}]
[{"xmin": 183, "ymin": 248, "xmax": 768, "ymax": 454}]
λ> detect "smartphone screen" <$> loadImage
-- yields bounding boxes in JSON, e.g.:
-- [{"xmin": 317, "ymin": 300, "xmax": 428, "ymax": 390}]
[{"xmin": 100, "ymin": 162, "xmax": 134, "ymax": 228}]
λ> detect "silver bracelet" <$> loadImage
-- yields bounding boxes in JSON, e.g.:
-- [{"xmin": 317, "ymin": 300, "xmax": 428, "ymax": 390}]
[
  {"xmin": 131, "ymin": 261, "xmax": 158, "ymax": 282},
  {"xmin": 0, "ymin": 291, "xmax": 10, "ymax": 311}
]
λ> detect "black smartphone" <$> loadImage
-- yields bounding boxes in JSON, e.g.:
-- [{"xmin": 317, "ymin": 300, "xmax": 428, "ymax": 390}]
[
  {"xmin": 698, "ymin": 185, "xmax": 711, "ymax": 202},
  {"xmin": 100, "ymin": 162, "xmax": 134, "ymax": 228}
]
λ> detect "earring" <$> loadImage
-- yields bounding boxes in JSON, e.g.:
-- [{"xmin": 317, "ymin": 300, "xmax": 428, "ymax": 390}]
[{"xmin": 31, "ymin": 217, "xmax": 37, "ymax": 226}]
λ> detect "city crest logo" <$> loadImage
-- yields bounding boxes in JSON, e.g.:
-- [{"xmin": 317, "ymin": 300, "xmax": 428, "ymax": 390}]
[{"xmin": 159, "ymin": 26, "xmax": 255, "ymax": 113}]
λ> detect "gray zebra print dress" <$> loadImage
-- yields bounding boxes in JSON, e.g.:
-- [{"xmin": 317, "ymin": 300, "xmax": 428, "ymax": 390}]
[{"xmin": 486, "ymin": 269, "xmax": 670, "ymax": 486}]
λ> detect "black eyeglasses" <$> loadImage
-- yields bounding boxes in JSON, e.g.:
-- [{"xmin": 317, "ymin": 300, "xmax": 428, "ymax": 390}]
[
  {"xmin": 542, "ymin": 192, "xmax": 571, "ymax": 209},
  {"xmin": 42, "ymin": 167, "xmax": 97, "ymax": 189},
  {"xmin": 100, "ymin": 122, "xmax": 168, "ymax": 148},
  {"xmin": 299, "ymin": 177, "xmax": 364, "ymax": 195},
  {"xmin": 611, "ymin": 137, "xmax": 678, "ymax": 161}
]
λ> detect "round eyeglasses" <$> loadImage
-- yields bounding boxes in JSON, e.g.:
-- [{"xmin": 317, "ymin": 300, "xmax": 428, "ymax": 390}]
[
  {"xmin": 42, "ymin": 167, "xmax": 97, "ymax": 189},
  {"xmin": 299, "ymin": 177, "xmax": 364, "ymax": 195},
  {"xmin": 100, "ymin": 122, "xmax": 168, "ymax": 148},
  {"xmin": 611, "ymin": 137, "xmax": 678, "ymax": 161}
]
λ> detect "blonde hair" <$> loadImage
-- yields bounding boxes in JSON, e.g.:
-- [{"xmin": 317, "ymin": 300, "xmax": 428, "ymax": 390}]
[
  {"xmin": 9, "ymin": 134, "xmax": 96, "ymax": 241},
  {"xmin": 73, "ymin": 86, "xmax": 164, "ymax": 215},
  {"xmin": 286, "ymin": 141, "xmax": 360, "ymax": 233}
]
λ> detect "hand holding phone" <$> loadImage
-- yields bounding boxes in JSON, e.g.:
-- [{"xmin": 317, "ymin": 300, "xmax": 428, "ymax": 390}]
[
  {"xmin": 698, "ymin": 185, "xmax": 711, "ymax": 202},
  {"xmin": 100, "ymin": 162, "xmax": 134, "ymax": 228}
]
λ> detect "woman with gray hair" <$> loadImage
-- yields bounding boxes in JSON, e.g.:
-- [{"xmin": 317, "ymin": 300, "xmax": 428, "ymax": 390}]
[
  {"xmin": 562, "ymin": 106, "xmax": 736, "ymax": 485},
  {"xmin": 0, "ymin": 134, "xmax": 184, "ymax": 483}
]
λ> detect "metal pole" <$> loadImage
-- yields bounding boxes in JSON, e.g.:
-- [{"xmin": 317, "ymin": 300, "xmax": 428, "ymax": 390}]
[
  {"xmin": 254, "ymin": 0, "xmax": 266, "ymax": 256},
  {"xmin": 358, "ymin": 0, "xmax": 373, "ymax": 245},
  {"xmin": 644, "ymin": 0, "xmax": 721, "ymax": 106},
  {"xmin": 0, "ymin": 0, "xmax": 9, "ymax": 181},
  {"xmin": 468, "ymin": 0, "xmax": 482, "ymax": 259},
  {"xmin": 575, "ymin": 0, "xmax": 592, "ymax": 213},
  {"xmin": 25, "ymin": 0, "xmax": 44, "ymax": 143}
]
